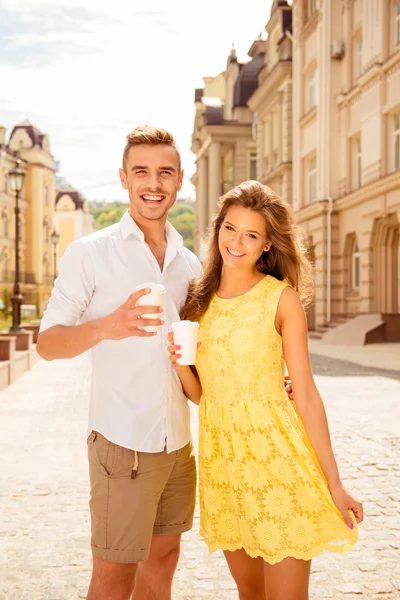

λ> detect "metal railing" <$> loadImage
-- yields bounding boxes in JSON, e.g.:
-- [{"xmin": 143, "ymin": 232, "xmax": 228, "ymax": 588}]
[{"xmin": 0, "ymin": 271, "xmax": 36, "ymax": 284}]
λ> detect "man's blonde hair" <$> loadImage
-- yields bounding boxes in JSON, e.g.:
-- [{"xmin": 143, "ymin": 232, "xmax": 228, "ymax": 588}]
[{"xmin": 122, "ymin": 125, "xmax": 181, "ymax": 171}]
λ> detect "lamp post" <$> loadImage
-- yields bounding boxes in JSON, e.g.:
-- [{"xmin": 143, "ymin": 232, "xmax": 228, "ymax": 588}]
[
  {"xmin": 51, "ymin": 229, "xmax": 60, "ymax": 281},
  {"xmin": 9, "ymin": 159, "xmax": 26, "ymax": 333}
]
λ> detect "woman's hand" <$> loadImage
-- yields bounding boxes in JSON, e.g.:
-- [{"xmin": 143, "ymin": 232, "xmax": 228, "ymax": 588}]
[
  {"xmin": 167, "ymin": 332, "xmax": 183, "ymax": 370},
  {"xmin": 329, "ymin": 481, "xmax": 364, "ymax": 528}
]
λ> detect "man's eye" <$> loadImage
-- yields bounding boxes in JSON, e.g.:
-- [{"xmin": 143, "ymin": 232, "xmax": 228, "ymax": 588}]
[
  {"xmin": 136, "ymin": 170, "xmax": 146, "ymax": 174},
  {"xmin": 161, "ymin": 170, "xmax": 172, "ymax": 175}
]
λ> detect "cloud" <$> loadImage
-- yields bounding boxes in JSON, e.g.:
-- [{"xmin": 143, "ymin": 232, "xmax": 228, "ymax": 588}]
[{"xmin": 0, "ymin": 0, "xmax": 275, "ymax": 200}]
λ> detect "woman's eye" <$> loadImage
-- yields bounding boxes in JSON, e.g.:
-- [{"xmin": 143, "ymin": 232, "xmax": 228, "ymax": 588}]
[
  {"xmin": 225, "ymin": 225, "xmax": 234, "ymax": 231},
  {"xmin": 247, "ymin": 234, "xmax": 257, "ymax": 239}
]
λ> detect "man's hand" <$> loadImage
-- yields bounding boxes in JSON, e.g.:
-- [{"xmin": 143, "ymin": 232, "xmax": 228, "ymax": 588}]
[
  {"xmin": 95, "ymin": 288, "xmax": 164, "ymax": 341},
  {"xmin": 284, "ymin": 375, "xmax": 294, "ymax": 400}
]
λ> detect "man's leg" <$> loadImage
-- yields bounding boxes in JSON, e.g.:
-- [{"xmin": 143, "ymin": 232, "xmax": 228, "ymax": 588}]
[
  {"xmin": 132, "ymin": 441, "xmax": 196, "ymax": 600},
  {"xmin": 87, "ymin": 558, "xmax": 137, "ymax": 600},
  {"xmin": 86, "ymin": 433, "xmax": 175, "ymax": 600},
  {"xmin": 131, "ymin": 534, "xmax": 181, "ymax": 600}
]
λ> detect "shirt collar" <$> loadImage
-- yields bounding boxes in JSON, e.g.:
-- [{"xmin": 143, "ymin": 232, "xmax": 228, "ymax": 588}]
[{"xmin": 119, "ymin": 209, "xmax": 183, "ymax": 249}]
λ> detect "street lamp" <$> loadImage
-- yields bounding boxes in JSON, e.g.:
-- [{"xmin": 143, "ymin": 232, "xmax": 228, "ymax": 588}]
[
  {"xmin": 9, "ymin": 159, "xmax": 26, "ymax": 333},
  {"xmin": 51, "ymin": 229, "xmax": 60, "ymax": 281}
]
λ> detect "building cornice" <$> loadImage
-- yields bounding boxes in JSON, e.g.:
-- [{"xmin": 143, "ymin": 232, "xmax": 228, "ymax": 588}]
[
  {"xmin": 299, "ymin": 11, "xmax": 319, "ymax": 42},
  {"xmin": 260, "ymin": 161, "xmax": 292, "ymax": 184},
  {"xmin": 299, "ymin": 106, "xmax": 317, "ymax": 129},
  {"xmin": 335, "ymin": 170, "xmax": 400, "ymax": 211},
  {"xmin": 296, "ymin": 198, "xmax": 327, "ymax": 223},
  {"xmin": 337, "ymin": 51, "xmax": 400, "ymax": 108}
]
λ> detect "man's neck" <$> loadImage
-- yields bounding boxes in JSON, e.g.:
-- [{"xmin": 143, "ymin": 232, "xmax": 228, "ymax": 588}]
[{"xmin": 128, "ymin": 210, "xmax": 167, "ymax": 247}]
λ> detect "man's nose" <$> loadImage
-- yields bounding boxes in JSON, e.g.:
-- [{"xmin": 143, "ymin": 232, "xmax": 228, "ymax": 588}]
[{"xmin": 148, "ymin": 171, "xmax": 161, "ymax": 189}]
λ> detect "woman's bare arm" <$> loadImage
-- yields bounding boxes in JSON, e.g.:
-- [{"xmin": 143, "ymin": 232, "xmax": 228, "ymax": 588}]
[{"xmin": 276, "ymin": 287, "xmax": 363, "ymax": 525}]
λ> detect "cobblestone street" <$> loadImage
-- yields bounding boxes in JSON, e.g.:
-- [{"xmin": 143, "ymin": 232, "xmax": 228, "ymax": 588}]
[{"xmin": 0, "ymin": 352, "xmax": 399, "ymax": 600}]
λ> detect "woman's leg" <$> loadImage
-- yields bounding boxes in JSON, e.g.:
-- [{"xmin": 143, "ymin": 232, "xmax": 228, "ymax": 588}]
[
  {"xmin": 264, "ymin": 557, "xmax": 311, "ymax": 600},
  {"xmin": 223, "ymin": 549, "xmax": 265, "ymax": 600}
]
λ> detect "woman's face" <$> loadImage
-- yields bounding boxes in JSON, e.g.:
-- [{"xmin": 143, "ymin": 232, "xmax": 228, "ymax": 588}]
[{"xmin": 218, "ymin": 205, "xmax": 270, "ymax": 270}]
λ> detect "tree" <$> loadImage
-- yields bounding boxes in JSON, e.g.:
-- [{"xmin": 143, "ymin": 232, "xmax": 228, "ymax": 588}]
[{"xmin": 90, "ymin": 201, "xmax": 195, "ymax": 252}]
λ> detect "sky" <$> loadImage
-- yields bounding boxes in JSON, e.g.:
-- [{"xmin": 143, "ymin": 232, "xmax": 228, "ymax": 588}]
[{"xmin": 0, "ymin": 0, "xmax": 274, "ymax": 202}]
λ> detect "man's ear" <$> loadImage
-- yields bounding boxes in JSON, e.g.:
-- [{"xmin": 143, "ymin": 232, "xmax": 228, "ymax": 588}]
[
  {"xmin": 119, "ymin": 168, "xmax": 128, "ymax": 190},
  {"xmin": 177, "ymin": 169, "xmax": 184, "ymax": 191}
]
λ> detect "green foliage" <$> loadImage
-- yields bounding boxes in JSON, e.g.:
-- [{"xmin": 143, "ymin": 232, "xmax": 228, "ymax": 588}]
[
  {"xmin": 90, "ymin": 202, "xmax": 128, "ymax": 229},
  {"xmin": 90, "ymin": 201, "xmax": 196, "ymax": 252},
  {"xmin": 168, "ymin": 204, "xmax": 195, "ymax": 252}
]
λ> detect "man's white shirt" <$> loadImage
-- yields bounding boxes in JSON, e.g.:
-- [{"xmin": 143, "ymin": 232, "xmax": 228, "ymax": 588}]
[{"xmin": 40, "ymin": 211, "xmax": 202, "ymax": 453}]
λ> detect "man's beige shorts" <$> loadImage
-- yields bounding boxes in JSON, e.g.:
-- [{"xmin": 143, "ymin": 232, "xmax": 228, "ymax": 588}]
[{"xmin": 87, "ymin": 431, "xmax": 196, "ymax": 563}]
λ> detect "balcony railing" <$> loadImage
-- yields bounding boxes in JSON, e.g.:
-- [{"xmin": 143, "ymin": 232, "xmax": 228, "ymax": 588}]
[{"xmin": 0, "ymin": 272, "xmax": 55, "ymax": 285}]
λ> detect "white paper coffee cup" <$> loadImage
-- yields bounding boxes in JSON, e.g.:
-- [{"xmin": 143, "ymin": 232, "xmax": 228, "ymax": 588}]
[
  {"xmin": 171, "ymin": 320, "xmax": 199, "ymax": 365},
  {"xmin": 135, "ymin": 282, "xmax": 165, "ymax": 333}
]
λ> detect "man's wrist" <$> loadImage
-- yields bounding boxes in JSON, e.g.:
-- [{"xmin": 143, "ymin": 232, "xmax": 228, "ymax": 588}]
[{"xmin": 89, "ymin": 319, "xmax": 106, "ymax": 343}]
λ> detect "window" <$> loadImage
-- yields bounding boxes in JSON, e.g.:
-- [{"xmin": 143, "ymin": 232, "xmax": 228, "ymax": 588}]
[
  {"xmin": 394, "ymin": 112, "xmax": 400, "ymax": 170},
  {"xmin": 352, "ymin": 136, "xmax": 362, "ymax": 189},
  {"xmin": 45, "ymin": 185, "xmax": 49, "ymax": 206},
  {"xmin": 354, "ymin": 32, "xmax": 363, "ymax": 79},
  {"xmin": 271, "ymin": 111, "xmax": 279, "ymax": 166},
  {"xmin": 249, "ymin": 152, "xmax": 257, "ymax": 180},
  {"xmin": 307, "ymin": 67, "xmax": 318, "ymax": 111},
  {"xmin": 308, "ymin": 156, "xmax": 317, "ymax": 202},
  {"xmin": 396, "ymin": 1, "xmax": 400, "ymax": 45},
  {"xmin": 307, "ymin": 0, "xmax": 317, "ymax": 19},
  {"xmin": 3, "ymin": 174, "xmax": 7, "ymax": 193},
  {"xmin": 352, "ymin": 241, "xmax": 361, "ymax": 290}
]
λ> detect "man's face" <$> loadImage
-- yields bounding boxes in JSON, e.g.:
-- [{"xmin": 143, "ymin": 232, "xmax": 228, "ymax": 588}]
[{"xmin": 119, "ymin": 144, "xmax": 183, "ymax": 223}]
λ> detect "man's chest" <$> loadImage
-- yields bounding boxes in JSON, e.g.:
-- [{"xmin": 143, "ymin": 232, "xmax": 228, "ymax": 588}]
[{"xmin": 86, "ymin": 248, "xmax": 192, "ymax": 319}]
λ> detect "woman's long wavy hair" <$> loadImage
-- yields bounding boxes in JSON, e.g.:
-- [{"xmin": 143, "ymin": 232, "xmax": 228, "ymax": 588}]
[{"xmin": 181, "ymin": 180, "xmax": 314, "ymax": 322}]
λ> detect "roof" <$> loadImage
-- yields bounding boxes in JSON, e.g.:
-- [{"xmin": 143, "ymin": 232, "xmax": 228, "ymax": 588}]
[
  {"xmin": 55, "ymin": 190, "xmax": 84, "ymax": 211},
  {"xmin": 270, "ymin": 0, "xmax": 290, "ymax": 16},
  {"xmin": 233, "ymin": 54, "xmax": 265, "ymax": 107},
  {"xmin": 204, "ymin": 106, "xmax": 224, "ymax": 125},
  {"xmin": 10, "ymin": 122, "xmax": 47, "ymax": 148}
]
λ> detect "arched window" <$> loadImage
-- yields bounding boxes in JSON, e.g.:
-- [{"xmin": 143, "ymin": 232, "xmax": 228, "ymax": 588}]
[
  {"xmin": 45, "ymin": 184, "xmax": 49, "ymax": 206},
  {"xmin": 3, "ymin": 174, "xmax": 7, "ymax": 194},
  {"xmin": 352, "ymin": 240, "xmax": 361, "ymax": 291}
]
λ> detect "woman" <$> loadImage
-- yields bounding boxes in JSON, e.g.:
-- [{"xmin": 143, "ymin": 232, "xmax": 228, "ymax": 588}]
[{"xmin": 168, "ymin": 181, "xmax": 363, "ymax": 600}]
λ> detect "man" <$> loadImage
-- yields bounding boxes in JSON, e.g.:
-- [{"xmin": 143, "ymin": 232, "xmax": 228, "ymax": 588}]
[
  {"xmin": 37, "ymin": 126, "xmax": 201, "ymax": 600},
  {"xmin": 37, "ymin": 126, "xmax": 293, "ymax": 600}
]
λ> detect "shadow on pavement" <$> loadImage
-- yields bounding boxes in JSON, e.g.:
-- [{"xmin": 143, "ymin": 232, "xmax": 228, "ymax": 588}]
[{"xmin": 310, "ymin": 353, "xmax": 400, "ymax": 382}]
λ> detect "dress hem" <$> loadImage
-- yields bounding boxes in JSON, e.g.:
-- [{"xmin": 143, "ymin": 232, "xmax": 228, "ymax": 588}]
[{"xmin": 200, "ymin": 530, "xmax": 357, "ymax": 565}]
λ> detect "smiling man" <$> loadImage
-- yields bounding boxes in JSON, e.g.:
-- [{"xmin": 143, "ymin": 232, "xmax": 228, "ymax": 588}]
[{"xmin": 36, "ymin": 126, "xmax": 202, "ymax": 600}]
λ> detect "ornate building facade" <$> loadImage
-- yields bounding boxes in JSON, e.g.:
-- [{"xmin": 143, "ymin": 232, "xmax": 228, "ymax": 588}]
[
  {"xmin": 0, "ymin": 122, "xmax": 93, "ymax": 314},
  {"xmin": 192, "ymin": 0, "xmax": 400, "ymax": 338}
]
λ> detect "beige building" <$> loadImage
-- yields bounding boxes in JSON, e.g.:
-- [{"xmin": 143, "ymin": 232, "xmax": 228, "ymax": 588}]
[
  {"xmin": 0, "ymin": 122, "xmax": 94, "ymax": 315},
  {"xmin": 291, "ymin": 0, "xmax": 400, "ymax": 335},
  {"xmin": 248, "ymin": 0, "xmax": 293, "ymax": 203},
  {"xmin": 54, "ymin": 170, "xmax": 94, "ymax": 259},
  {"xmin": 192, "ymin": 0, "xmax": 400, "ymax": 340},
  {"xmin": 191, "ymin": 44, "xmax": 265, "ymax": 258},
  {"xmin": 0, "ymin": 122, "xmax": 56, "ymax": 311}
]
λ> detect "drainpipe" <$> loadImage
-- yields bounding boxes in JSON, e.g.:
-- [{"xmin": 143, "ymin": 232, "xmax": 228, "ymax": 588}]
[
  {"xmin": 325, "ymin": 0, "xmax": 332, "ymax": 325},
  {"xmin": 326, "ymin": 196, "xmax": 333, "ymax": 324}
]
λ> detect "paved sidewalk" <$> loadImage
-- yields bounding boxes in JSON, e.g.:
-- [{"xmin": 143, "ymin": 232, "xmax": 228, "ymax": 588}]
[{"xmin": 0, "ymin": 354, "xmax": 399, "ymax": 599}]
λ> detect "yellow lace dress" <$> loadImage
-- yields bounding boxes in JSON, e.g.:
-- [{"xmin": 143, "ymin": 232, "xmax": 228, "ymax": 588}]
[{"xmin": 195, "ymin": 275, "xmax": 357, "ymax": 564}]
